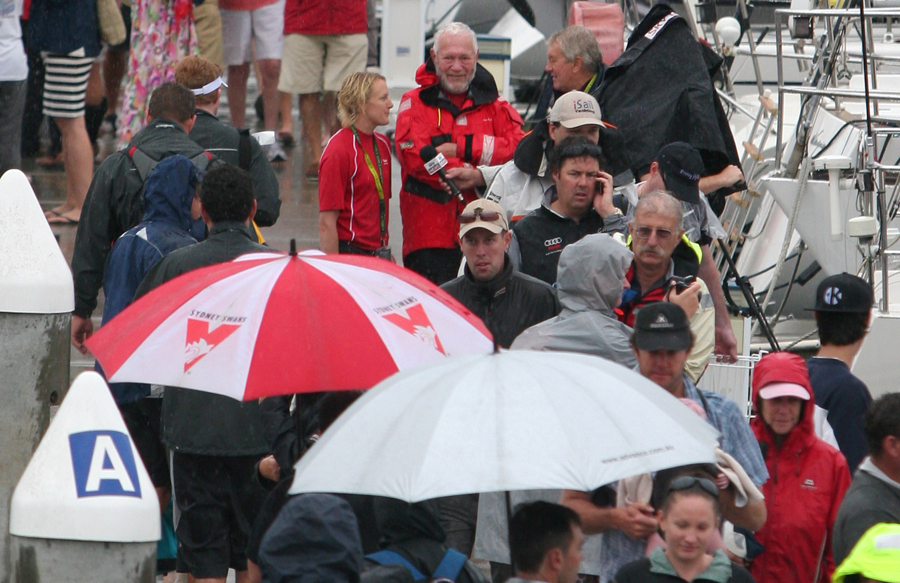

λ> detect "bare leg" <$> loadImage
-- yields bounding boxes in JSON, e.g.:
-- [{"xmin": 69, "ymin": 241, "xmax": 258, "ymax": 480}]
[
  {"xmin": 257, "ymin": 59, "xmax": 281, "ymax": 132},
  {"xmin": 47, "ymin": 116, "xmax": 92, "ymax": 222},
  {"xmin": 103, "ymin": 50, "xmax": 128, "ymax": 117},
  {"xmin": 277, "ymin": 91, "xmax": 294, "ymax": 137},
  {"xmin": 246, "ymin": 560, "xmax": 261, "ymax": 583},
  {"xmin": 85, "ymin": 62, "xmax": 105, "ymax": 106},
  {"xmin": 299, "ymin": 92, "xmax": 323, "ymax": 172},
  {"xmin": 322, "ymin": 91, "xmax": 338, "ymax": 138},
  {"xmin": 227, "ymin": 63, "xmax": 251, "ymax": 128}
]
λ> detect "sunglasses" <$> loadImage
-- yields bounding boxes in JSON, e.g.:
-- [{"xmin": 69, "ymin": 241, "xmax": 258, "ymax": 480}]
[
  {"xmin": 633, "ymin": 226, "xmax": 675, "ymax": 243},
  {"xmin": 458, "ymin": 209, "xmax": 503, "ymax": 224},
  {"xmin": 666, "ymin": 476, "xmax": 720, "ymax": 498}
]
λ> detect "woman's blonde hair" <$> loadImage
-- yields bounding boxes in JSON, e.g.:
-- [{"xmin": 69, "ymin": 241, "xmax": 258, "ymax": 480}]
[{"xmin": 337, "ymin": 72, "xmax": 386, "ymax": 128}]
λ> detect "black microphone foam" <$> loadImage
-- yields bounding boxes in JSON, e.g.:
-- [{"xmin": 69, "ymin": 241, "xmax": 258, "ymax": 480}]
[{"xmin": 418, "ymin": 145, "xmax": 464, "ymax": 202}]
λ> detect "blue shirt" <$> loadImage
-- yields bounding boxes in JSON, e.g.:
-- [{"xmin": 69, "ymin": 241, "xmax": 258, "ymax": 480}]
[
  {"xmin": 683, "ymin": 376, "xmax": 768, "ymax": 487},
  {"xmin": 597, "ymin": 376, "xmax": 768, "ymax": 582}
]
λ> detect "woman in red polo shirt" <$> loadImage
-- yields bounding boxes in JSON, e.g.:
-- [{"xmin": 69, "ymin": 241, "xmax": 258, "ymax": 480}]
[{"xmin": 318, "ymin": 72, "xmax": 393, "ymax": 258}]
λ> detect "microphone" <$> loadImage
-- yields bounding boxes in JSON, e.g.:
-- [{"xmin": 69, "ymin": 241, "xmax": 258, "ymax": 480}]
[{"xmin": 420, "ymin": 145, "xmax": 465, "ymax": 202}]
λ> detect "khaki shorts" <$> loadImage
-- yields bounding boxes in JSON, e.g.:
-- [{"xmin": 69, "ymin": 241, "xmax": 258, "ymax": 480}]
[
  {"xmin": 220, "ymin": 0, "xmax": 285, "ymax": 65},
  {"xmin": 278, "ymin": 33, "xmax": 367, "ymax": 94},
  {"xmin": 194, "ymin": 0, "xmax": 224, "ymax": 68}
]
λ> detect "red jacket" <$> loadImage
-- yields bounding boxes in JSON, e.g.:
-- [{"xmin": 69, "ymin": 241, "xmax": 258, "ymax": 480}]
[
  {"xmin": 749, "ymin": 352, "xmax": 851, "ymax": 583},
  {"xmin": 284, "ymin": 0, "xmax": 366, "ymax": 35},
  {"xmin": 395, "ymin": 60, "xmax": 524, "ymax": 258}
]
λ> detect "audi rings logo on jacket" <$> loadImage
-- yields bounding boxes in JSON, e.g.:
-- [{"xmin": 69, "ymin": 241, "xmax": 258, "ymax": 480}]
[{"xmin": 545, "ymin": 237, "xmax": 562, "ymax": 247}]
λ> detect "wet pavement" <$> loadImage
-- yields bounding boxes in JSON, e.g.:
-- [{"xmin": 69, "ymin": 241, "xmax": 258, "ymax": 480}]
[{"xmin": 27, "ymin": 81, "xmax": 405, "ymax": 380}]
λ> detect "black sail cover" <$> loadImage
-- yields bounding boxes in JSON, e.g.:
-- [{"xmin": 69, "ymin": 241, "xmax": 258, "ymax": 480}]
[{"xmin": 597, "ymin": 4, "xmax": 740, "ymax": 178}]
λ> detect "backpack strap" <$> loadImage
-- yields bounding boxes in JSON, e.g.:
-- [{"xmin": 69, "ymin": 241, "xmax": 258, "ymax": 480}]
[
  {"xmin": 431, "ymin": 549, "xmax": 467, "ymax": 582},
  {"xmin": 366, "ymin": 550, "xmax": 427, "ymax": 582},
  {"xmin": 128, "ymin": 147, "xmax": 213, "ymax": 180},
  {"xmin": 128, "ymin": 145, "xmax": 159, "ymax": 182},
  {"xmin": 191, "ymin": 150, "xmax": 214, "ymax": 171},
  {"xmin": 237, "ymin": 128, "xmax": 252, "ymax": 171}
]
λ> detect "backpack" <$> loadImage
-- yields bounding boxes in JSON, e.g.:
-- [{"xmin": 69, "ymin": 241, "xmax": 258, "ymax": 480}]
[
  {"xmin": 126, "ymin": 146, "xmax": 214, "ymax": 239},
  {"xmin": 367, "ymin": 549, "xmax": 468, "ymax": 583},
  {"xmin": 128, "ymin": 146, "xmax": 213, "ymax": 183}
]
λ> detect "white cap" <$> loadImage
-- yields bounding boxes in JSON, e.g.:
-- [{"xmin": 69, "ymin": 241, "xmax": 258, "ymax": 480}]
[{"xmin": 549, "ymin": 91, "xmax": 603, "ymax": 129}]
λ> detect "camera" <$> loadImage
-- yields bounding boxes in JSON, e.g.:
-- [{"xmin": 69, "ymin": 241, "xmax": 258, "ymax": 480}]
[{"xmin": 668, "ymin": 275, "xmax": 696, "ymax": 294}]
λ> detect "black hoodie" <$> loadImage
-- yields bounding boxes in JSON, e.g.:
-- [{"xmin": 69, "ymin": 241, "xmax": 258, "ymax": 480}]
[
  {"xmin": 259, "ymin": 494, "xmax": 363, "ymax": 583},
  {"xmin": 365, "ymin": 499, "xmax": 488, "ymax": 583}
]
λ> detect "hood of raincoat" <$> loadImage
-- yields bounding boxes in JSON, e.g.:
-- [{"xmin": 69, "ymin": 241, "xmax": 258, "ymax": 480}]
[
  {"xmin": 414, "ymin": 57, "xmax": 500, "ymax": 108},
  {"xmin": 373, "ymin": 498, "xmax": 446, "ymax": 546},
  {"xmin": 259, "ymin": 494, "xmax": 363, "ymax": 583},
  {"xmin": 750, "ymin": 351, "xmax": 817, "ymax": 453},
  {"xmin": 557, "ymin": 234, "xmax": 633, "ymax": 316},
  {"xmin": 141, "ymin": 154, "xmax": 201, "ymax": 233}
]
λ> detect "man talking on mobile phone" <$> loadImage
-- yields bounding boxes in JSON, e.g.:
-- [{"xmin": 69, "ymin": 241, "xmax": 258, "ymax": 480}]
[{"xmin": 508, "ymin": 136, "xmax": 626, "ymax": 286}]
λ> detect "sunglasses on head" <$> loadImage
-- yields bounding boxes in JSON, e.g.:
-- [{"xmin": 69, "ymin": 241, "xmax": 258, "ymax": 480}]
[
  {"xmin": 458, "ymin": 208, "xmax": 502, "ymax": 224},
  {"xmin": 633, "ymin": 226, "xmax": 675, "ymax": 242},
  {"xmin": 666, "ymin": 476, "xmax": 719, "ymax": 498}
]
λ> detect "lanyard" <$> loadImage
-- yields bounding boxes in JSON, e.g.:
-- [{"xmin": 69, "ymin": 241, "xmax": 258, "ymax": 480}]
[
  {"xmin": 350, "ymin": 126, "xmax": 387, "ymax": 245},
  {"xmin": 583, "ymin": 73, "xmax": 599, "ymax": 94}
]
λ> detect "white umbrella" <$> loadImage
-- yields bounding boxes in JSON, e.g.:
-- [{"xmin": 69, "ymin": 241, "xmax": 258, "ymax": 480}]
[{"xmin": 289, "ymin": 350, "xmax": 719, "ymax": 501}]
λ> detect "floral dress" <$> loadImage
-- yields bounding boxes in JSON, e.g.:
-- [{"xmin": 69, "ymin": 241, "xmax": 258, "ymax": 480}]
[{"xmin": 117, "ymin": 0, "xmax": 197, "ymax": 146}]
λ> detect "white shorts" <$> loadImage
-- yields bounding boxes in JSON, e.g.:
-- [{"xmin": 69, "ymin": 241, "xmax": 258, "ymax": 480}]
[
  {"xmin": 220, "ymin": 0, "xmax": 285, "ymax": 66},
  {"xmin": 278, "ymin": 33, "xmax": 367, "ymax": 94}
]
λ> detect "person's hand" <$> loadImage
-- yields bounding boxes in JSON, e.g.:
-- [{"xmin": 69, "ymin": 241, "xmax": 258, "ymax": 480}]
[
  {"xmin": 617, "ymin": 502, "xmax": 658, "ymax": 540},
  {"xmin": 719, "ymin": 164, "xmax": 745, "ymax": 188},
  {"xmin": 443, "ymin": 165, "xmax": 485, "ymax": 191},
  {"xmin": 725, "ymin": 549, "xmax": 749, "ymax": 567},
  {"xmin": 71, "ymin": 315, "xmax": 94, "ymax": 355},
  {"xmin": 592, "ymin": 171, "xmax": 617, "ymax": 218},
  {"xmin": 715, "ymin": 324, "xmax": 739, "ymax": 363},
  {"xmin": 666, "ymin": 281, "xmax": 703, "ymax": 318},
  {"xmin": 258, "ymin": 454, "xmax": 280, "ymax": 482},
  {"xmin": 715, "ymin": 472, "xmax": 731, "ymax": 490},
  {"xmin": 435, "ymin": 142, "xmax": 458, "ymax": 159},
  {"xmin": 701, "ymin": 164, "xmax": 745, "ymax": 194}
]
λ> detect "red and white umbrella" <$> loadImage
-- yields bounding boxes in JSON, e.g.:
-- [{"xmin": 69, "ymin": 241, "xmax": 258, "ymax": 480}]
[{"xmin": 86, "ymin": 249, "xmax": 493, "ymax": 401}]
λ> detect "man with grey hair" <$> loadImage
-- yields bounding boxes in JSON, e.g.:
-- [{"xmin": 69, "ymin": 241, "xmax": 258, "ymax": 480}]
[
  {"xmin": 395, "ymin": 21, "xmax": 524, "ymax": 285},
  {"xmin": 546, "ymin": 25, "xmax": 604, "ymax": 97},
  {"xmin": 618, "ymin": 191, "xmax": 716, "ymax": 380},
  {"xmin": 444, "ymin": 26, "xmax": 607, "ymax": 195}
]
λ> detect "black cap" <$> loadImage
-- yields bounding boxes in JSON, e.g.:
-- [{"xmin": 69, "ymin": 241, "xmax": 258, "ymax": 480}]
[
  {"xmin": 656, "ymin": 142, "xmax": 704, "ymax": 205},
  {"xmin": 812, "ymin": 273, "xmax": 874, "ymax": 313},
  {"xmin": 633, "ymin": 302, "xmax": 692, "ymax": 352}
]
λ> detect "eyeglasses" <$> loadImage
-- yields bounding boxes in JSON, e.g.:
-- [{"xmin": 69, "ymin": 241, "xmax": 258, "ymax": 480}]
[
  {"xmin": 458, "ymin": 209, "xmax": 503, "ymax": 224},
  {"xmin": 633, "ymin": 226, "xmax": 675, "ymax": 243},
  {"xmin": 666, "ymin": 476, "xmax": 719, "ymax": 498}
]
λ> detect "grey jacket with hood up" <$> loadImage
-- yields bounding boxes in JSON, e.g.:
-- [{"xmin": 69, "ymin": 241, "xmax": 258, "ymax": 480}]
[{"xmin": 512, "ymin": 233, "xmax": 637, "ymax": 369}]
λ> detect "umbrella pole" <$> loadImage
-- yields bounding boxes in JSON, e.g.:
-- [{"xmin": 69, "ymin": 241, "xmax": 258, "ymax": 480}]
[{"xmin": 505, "ymin": 491, "xmax": 516, "ymax": 574}]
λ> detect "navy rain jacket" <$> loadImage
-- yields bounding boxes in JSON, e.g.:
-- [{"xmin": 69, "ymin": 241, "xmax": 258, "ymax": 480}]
[{"xmin": 100, "ymin": 155, "xmax": 201, "ymax": 403}]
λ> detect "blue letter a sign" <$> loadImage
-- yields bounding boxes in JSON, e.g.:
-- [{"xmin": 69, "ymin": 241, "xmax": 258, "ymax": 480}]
[{"xmin": 69, "ymin": 431, "xmax": 142, "ymax": 498}]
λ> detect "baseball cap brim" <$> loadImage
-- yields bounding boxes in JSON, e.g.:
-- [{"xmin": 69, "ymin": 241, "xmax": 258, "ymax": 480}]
[
  {"xmin": 759, "ymin": 382, "xmax": 810, "ymax": 401},
  {"xmin": 459, "ymin": 221, "xmax": 505, "ymax": 238},
  {"xmin": 633, "ymin": 328, "xmax": 692, "ymax": 352},
  {"xmin": 558, "ymin": 118, "xmax": 604, "ymax": 129},
  {"xmin": 666, "ymin": 176, "xmax": 701, "ymax": 205}
]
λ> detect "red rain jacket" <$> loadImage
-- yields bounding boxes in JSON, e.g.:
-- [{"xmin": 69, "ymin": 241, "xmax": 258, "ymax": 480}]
[
  {"xmin": 749, "ymin": 352, "xmax": 851, "ymax": 583},
  {"xmin": 394, "ymin": 59, "xmax": 524, "ymax": 258},
  {"xmin": 283, "ymin": 0, "xmax": 366, "ymax": 36}
]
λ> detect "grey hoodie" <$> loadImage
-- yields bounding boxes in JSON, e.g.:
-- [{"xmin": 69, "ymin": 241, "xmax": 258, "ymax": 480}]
[{"xmin": 512, "ymin": 233, "xmax": 637, "ymax": 369}]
